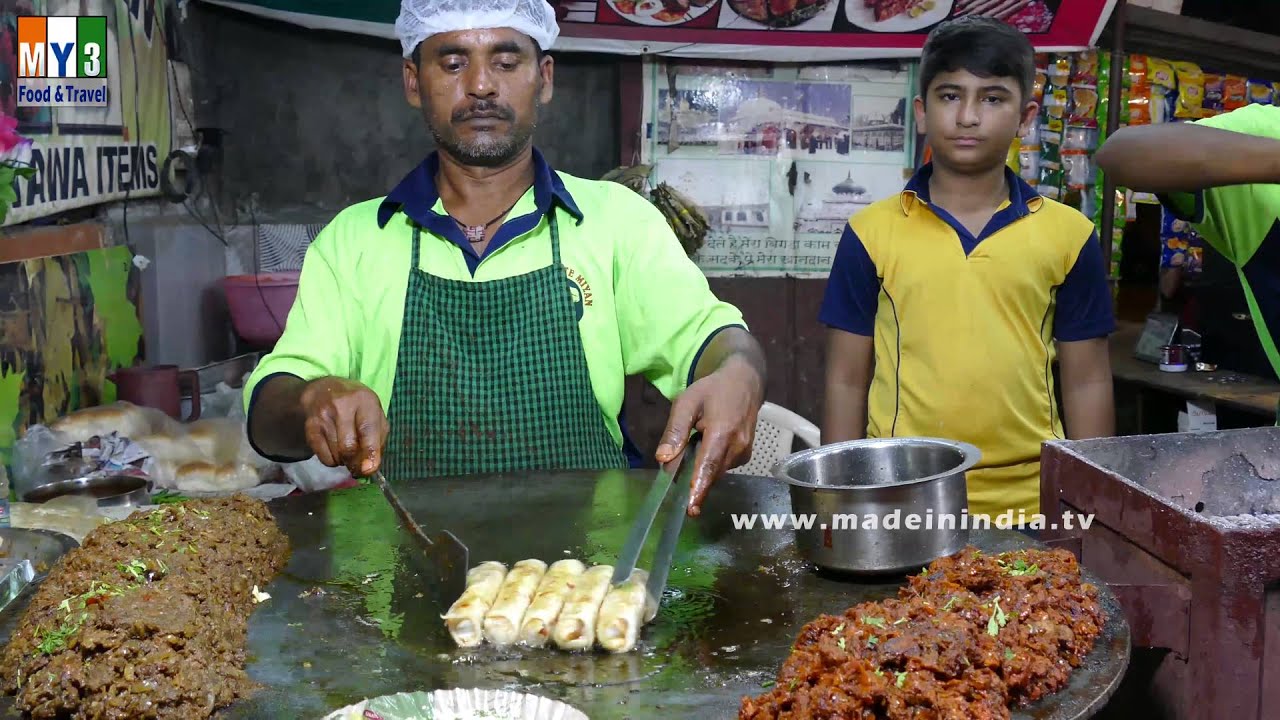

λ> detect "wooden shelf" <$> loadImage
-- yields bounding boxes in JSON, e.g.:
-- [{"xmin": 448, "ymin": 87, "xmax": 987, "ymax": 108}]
[{"xmin": 1099, "ymin": 5, "xmax": 1280, "ymax": 78}]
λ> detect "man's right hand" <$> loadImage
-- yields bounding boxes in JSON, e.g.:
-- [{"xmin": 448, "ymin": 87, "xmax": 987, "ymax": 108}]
[{"xmin": 299, "ymin": 377, "xmax": 389, "ymax": 478}]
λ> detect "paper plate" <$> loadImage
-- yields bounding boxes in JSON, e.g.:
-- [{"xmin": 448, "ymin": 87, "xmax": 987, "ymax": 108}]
[{"xmin": 323, "ymin": 688, "xmax": 589, "ymax": 720}]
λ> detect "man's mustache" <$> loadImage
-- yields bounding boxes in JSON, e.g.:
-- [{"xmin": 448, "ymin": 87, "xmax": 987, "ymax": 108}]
[{"xmin": 453, "ymin": 102, "xmax": 515, "ymax": 122}]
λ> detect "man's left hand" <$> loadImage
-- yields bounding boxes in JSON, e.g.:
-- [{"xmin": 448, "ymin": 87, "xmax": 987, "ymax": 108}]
[{"xmin": 656, "ymin": 356, "xmax": 765, "ymax": 517}]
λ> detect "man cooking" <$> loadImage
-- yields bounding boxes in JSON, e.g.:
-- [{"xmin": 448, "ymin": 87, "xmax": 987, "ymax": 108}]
[{"xmin": 242, "ymin": 0, "xmax": 767, "ymax": 516}]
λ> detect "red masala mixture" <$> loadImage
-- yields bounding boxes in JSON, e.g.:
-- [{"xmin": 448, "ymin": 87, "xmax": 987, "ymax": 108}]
[{"xmin": 740, "ymin": 547, "xmax": 1105, "ymax": 720}]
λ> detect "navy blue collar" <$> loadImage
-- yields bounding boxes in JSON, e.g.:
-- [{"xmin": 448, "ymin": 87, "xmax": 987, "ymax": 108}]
[
  {"xmin": 375, "ymin": 148, "xmax": 583, "ymax": 275},
  {"xmin": 902, "ymin": 162, "xmax": 1042, "ymax": 218},
  {"xmin": 900, "ymin": 162, "xmax": 1045, "ymax": 256},
  {"xmin": 376, "ymin": 148, "xmax": 584, "ymax": 231}
]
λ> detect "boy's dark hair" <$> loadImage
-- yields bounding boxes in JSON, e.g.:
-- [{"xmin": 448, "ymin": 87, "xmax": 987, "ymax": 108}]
[{"xmin": 918, "ymin": 16, "xmax": 1035, "ymax": 104}]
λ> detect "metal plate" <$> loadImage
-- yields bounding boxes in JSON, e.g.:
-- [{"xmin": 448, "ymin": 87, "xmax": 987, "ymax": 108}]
[
  {"xmin": 0, "ymin": 528, "xmax": 79, "ymax": 616},
  {"xmin": 0, "ymin": 471, "xmax": 1129, "ymax": 719}
]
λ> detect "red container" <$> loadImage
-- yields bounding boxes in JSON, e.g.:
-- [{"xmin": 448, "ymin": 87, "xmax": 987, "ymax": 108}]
[
  {"xmin": 222, "ymin": 273, "xmax": 299, "ymax": 347},
  {"xmin": 110, "ymin": 365, "xmax": 200, "ymax": 421}
]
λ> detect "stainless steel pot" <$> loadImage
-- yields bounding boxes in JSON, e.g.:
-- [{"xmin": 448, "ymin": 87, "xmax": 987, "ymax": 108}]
[{"xmin": 770, "ymin": 437, "xmax": 980, "ymax": 575}]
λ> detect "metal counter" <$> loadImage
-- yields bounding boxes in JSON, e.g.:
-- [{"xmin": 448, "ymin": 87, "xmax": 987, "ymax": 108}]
[{"xmin": 0, "ymin": 470, "xmax": 1130, "ymax": 719}]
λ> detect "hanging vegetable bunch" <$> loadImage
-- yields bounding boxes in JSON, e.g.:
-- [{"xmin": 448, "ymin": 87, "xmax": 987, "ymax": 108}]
[{"xmin": 601, "ymin": 165, "xmax": 710, "ymax": 258}]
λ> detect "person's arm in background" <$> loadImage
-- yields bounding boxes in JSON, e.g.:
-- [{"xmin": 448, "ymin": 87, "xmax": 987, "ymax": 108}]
[
  {"xmin": 612, "ymin": 189, "xmax": 765, "ymax": 516},
  {"xmin": 819, "ymin": 223, "xmax": 880, "ymax": 443},
  {"xmin": 1054, "ymin": 230, "xmax": 1117, "ymax": 439},
  {"xmin": 1097, "ymin": 105, "xmax": 1280, "ymax": 270},
  {"xmin": 243, "ymin": 220, "xmax": 387, "ymax": 477},
  {"xmin": 823, "ymin": 330, "xmax": 873, "ymax": 442},
  {"xmin": 1094, "ymin": 107, "xmax": 1280, "ymax": 194}
]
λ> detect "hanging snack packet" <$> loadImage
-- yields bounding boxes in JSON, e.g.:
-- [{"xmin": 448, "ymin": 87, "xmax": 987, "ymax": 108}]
[
  {"xmin": 1172, "ymin": 61, "xmax": 1204, "ymax": 119},
  {"xmin": 1063, "ymin": 125, "xmax": 1098, "ymax": 152},
  {"xmin": 1033, "ymin": 67, "xmax": 1048, "ymax": 106},
  {"xmin": 1128, "ymin": 55, "xmax": 1148, "ymax": 87},
  {"xmin": 1128, "ymin": 83, "xmax": 1152, "ymax": 125},
  {"xmin": 1041, "ymin": 117, "xmax": 1065, "ymax": 148},
  {"xmin": 1071, "ymin": 50, "xmax": 1099, "ymax": 86},
  {"xmin": 1043, "ymin": 86, "xmax": 1070, "ymax": 120},
  {"xmin": 1069, "ymin": 86, "xmax": 1099, "ymax": 125},
  {"xmin": 1248, "ymin": 79, "xmax": 1274, "ymax": 105},
  {"xmin": 1019, "ymin": 148, "xmax": 1041, "ymax": 185},
  {"xmin": 1201, "ymin": 72, "xmax": 1224, "ymax": 116},
  {"xmin": 1062, "ymin": 149, "xmax": 1095, "ymax": 190},
  {"xmin": 1147, "ymin": 57, "xmax": 1176, "ymax": 90},
  {"xmin": 1224, "ymin": 76, "xmax": 1248, "ymax": 111},
  {"xmin": 1039, "ymin": 166, "xmax": 1063, "ymax": 200},
  {"xmin": 1047, "ymin": 54, "xmax": 1073, "ymax": 87}
]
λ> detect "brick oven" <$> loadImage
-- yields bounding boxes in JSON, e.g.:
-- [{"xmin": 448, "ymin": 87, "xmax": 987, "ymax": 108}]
[{"xmin": 1040, "ymin": 426, "xmax": 1280, "ymax": 720}]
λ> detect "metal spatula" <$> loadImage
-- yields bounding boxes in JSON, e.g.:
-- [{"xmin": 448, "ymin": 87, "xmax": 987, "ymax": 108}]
[{"xmin": 373, "ymin": 471, "xmax": 469, "ymax": 602}]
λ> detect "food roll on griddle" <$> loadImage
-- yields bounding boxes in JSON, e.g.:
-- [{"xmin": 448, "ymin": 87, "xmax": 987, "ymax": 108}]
[
  {"xmin": 551, "ymin": 564, "xmax": 614, "ymax": 651},
  {"xmin": 518, "ymin": 558, "xmax": 586, "ymax": 647},
  {"xmin": 442, "ymin": 561, "xmax": 507, "ymax": 648},
  {"xmin": 482, "ymin": 559, "xmax": 547, "ymax": 646},
  {"xmin": 595, "ymin": 568, "xmax": 651, "ymax": 654}
]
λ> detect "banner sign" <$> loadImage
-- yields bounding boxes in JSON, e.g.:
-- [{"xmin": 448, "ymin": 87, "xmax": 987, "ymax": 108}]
[
  {"xmin": 2, "ymin": 0, "xmax": 173, "ymax": 225},
  {"xmin": 197, "ymin": 0, "xmax": 1118, "ymax": 63},
  {"xmin": 641, "ymin": 61, "xmax": 914, "ymax": 277}
]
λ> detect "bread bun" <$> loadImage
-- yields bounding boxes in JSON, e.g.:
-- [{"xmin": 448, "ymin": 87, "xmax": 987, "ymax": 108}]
[
  {"xmin": 50, "ymin": 402, "xmax": 151, "ymax": 442},
  {"xmin": 133, "ymin": 434, "xmax": 204, "ymax": 466},
  {"xmin": 173, "ymin": 461, "xmax": 261, "ymax": 493}
]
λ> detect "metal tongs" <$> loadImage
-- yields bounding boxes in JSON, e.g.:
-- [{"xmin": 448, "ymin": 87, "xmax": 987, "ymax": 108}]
[{"xmin": 611, "ymin": 433, "xmax": 701, "ymax": 614}]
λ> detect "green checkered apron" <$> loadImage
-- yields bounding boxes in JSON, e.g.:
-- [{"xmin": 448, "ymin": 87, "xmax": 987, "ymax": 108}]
[{"xmin": 381, "ymin": 211, "xmax": 629, "ymax": 479}]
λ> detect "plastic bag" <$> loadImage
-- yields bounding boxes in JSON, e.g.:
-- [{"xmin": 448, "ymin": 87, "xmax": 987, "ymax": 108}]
[{"xmin": 283, "ymin": 457, "xmax": 351, "ymax": 494}]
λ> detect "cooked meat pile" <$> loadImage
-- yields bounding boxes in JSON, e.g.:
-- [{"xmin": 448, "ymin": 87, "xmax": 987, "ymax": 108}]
[
  {"xmin": 740, "ymin": 547, "xmax": 1105, "ymax": 720},
  {"xmin": 0, "ymin": 495, "xmax": 290, "ymax": 719}
]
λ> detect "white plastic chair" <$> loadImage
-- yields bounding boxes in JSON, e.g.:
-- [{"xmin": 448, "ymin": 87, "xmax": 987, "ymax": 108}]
[{"xmin": 733, "ymin": 402, "xmax": 822, "ymax": 477}]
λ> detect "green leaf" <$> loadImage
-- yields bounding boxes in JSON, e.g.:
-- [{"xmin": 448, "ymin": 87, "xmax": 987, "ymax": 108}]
[
  {"xmin": 896, "ymin": 672, "xmax": 907, "ymax": 688},
  {"xmin": 12, "ymin": 165, "xmax": 35, "ymax": 179},
  {"xmin": 1004, "ymin": 648, "xmax": 1015, "ymax": 661},
  {"xmin": 837, "ymin": 638, "xmax": 846, "ymax": 651},
  {"xmin": 760, "ymin": 680, "xmax": 775, "ymax": 688},
  {"xmin": 987, "ymin": 614, "xmax": 999, "ymax": 636},
  {"xmin": 867, "ymin": 635, "xmax": 879, "ymax": 647},
  {"xmin": 861, "ymin": 616, "xmax": 887, "ymax": 629}
]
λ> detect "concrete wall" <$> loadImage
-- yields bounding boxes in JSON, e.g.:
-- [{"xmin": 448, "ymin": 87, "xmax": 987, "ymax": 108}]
[{"xmin": 184, "ymin": 2, "xmax": 623, "ymax": 224}]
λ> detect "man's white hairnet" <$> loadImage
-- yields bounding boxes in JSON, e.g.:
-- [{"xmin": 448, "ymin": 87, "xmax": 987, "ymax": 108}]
[{"xmin": 396, "ymin": 0, "xmax": 560, "ymax": 58}]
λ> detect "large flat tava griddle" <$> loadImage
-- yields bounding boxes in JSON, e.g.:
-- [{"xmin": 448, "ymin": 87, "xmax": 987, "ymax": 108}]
[{"xmin": 0, "ymin": 471, "xmax": 1130, "ymax": 720}]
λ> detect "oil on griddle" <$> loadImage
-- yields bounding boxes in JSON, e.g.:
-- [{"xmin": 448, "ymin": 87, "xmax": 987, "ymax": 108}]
[
  {"xmin": 740, "ymin": 547, "xmax": 1105, "ymax": 719},
  {"xmin": 0, "ymin": 495, "xmax": 290, "ymax": 719}
]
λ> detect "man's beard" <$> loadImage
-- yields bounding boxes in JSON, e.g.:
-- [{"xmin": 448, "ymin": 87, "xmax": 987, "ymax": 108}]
[{"xmin": 428, "ymin": 99, "xmax": 540, "ymax": 168}]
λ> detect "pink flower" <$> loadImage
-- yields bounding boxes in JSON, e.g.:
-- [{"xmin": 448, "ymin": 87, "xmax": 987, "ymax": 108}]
[
  {"xmin": 0, "ymin": 114, "xmax": 23, "ymax": 154},
  {"xmin": 1, "ymin": 137, "xmax": 32, "ymax": 166}
]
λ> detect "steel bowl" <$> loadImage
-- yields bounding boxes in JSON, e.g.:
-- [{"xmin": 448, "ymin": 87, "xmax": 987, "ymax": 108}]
[
  {"xmin": 771, "ymin": 437, "xmax": 980, "ymax": 575},
  {"xmin": 21, "ymin": 474, "xmax": 151, "ymax": 508}
]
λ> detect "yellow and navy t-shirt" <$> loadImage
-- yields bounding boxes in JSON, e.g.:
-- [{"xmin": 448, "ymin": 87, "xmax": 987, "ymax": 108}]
[
  {"xmin": 243, "ymin": 150, "xmax": 746, "ymax": 465},
  {"xmin": 819, "ymin": 164, "xmax": 1115, "ymax": 518}
]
